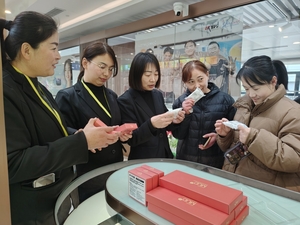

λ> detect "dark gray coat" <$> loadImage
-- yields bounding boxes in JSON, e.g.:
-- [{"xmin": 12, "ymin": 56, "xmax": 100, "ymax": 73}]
[{"xmin": 172, "ymin": 82, "xmax": 236, "ymax": 168}]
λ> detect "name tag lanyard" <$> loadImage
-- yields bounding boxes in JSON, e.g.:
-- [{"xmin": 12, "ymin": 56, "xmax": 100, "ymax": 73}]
[
  {"xmin": 81, "ymin": 79, "xmax": 111, "ymax": 118},
  {"xmin": 12, "ymin": 66, "xmax": 68, "ymax": 136}
]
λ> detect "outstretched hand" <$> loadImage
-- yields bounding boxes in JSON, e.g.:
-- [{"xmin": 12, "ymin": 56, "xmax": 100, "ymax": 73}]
[
  {"xmin": 82, "ymin": 118, "xmax": 119, "ymax": 153},
  {"xmin": 215, "ymin": 118, "xmax": 231, "ymax": 137},
  {"xmin": 173, "ymin": 110, "xmax": 185, "ymax": 124},
  {"xmin": 198, "ymin": 132, "xmax": 217, "ymax": 150},
  {"xmin": 182, "ymin": 98, "xmax": 195, "ymax": 114},
  {"xmin": 237, "ymin": 125, "xmax": 250, "ymax": 144},
  {"xmin": 119, "ymin": 132, "xmax": 132, "ymax": 142},
  {"xmin": 151, "ymin": 111, "xmax": 174, "ymax": 129}
]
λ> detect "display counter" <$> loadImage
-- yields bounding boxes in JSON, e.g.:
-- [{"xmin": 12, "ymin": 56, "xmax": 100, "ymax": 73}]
[{"xmin": 55, "ymin": 159, "xmax": 300, "ymax": 225}]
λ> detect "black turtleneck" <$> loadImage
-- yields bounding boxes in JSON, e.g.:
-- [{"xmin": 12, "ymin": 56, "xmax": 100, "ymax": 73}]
[
  {"xmin": 137, "ymin": 90, "xmax": 156, "ymax": 114},
  {"xmin": 83, "ymin": 81, "xmax": 111, "ymax": 124}
]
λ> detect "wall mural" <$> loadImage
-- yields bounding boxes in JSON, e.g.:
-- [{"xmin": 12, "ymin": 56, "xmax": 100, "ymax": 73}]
[{"xmin": 135, "ymin": 12, "xmax": 243, "ymax": 102}]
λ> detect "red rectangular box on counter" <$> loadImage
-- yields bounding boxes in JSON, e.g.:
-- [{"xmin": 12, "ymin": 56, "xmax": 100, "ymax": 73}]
[
  {"xmin": 148, "ymin": 203, "xmax": 193, "ymax": 225},
  {"xmin": 128, "ymin": 168, "xmax": 153, "ymax": 206},
  {"xmin": 146, "ymin": 187, "xmax": 234, "ymax": 225},
  {"xmin": 229, "ymin": 220, "xmax": 236, "ymax": 225},
  {"xmin": 235, "ymin": 205, "xmax": 249, "ymax": 225},
  {"xmin": 135, "ymin": 167, "xmax": 159, "ymax": 188},
  {"xmin": 114, "ymin": 123, "xmax": 138, "ymax": 134},
  {"xmin": 159, "ymin": 170, "xmax": 243, "ymax": 214},
  {"xmin": 141, "ymin": 164, "xmax": 164, "ymax": 178},
  {"xmin": 234, "ymin": 196, "xmax": 248, "ymax": 218}
]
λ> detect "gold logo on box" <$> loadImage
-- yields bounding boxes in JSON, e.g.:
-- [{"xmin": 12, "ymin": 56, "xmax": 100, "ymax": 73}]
[
  {"xmin": 178, "ymin": 197, "xmax": 196, "ymax": 206},
  {"xmin": 190, "ymin": 180, "xmax": 207, "ymax": 188},
  {"xmin": 234, "ymin": 200, "xmax": 239, "ymax": 206}
]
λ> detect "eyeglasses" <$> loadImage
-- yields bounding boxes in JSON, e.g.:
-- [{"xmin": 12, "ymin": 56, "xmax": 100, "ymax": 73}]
[{"xmin": 89, "ymin": 60, "xmax": 115, "ymax": 75}]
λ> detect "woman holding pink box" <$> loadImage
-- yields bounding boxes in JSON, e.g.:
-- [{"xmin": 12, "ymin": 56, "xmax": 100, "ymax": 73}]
[
  {"xmin": 118, "ymin": 52, "xmax": 185, "ymax": 160},
  {"xmin": 56, "ymin": 42, "xmax": 131, "ymax": 202}
]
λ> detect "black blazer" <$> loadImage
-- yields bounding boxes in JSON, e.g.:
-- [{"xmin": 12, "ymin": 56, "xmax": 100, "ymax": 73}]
[
  {"xmin": 55, "ymin": 81, "xmax": 123, "ymax": 176},
  {"xmin": 117, "ymin": 88, "xmax": 174, "ymax": 160},
  {"xmin": 3, "ymin": 64, "xmax": 88, "ymax": 225}
]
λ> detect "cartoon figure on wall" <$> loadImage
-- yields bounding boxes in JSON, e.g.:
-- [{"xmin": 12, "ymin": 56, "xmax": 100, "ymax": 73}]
[{"xmin": 206, "ymin": 41, "xmax": 237, "ymax": 94}]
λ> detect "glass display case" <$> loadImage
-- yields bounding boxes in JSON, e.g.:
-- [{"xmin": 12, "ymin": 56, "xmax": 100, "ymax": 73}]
[{"xmin": 55, "ymin": 159, "xmax": 300, "ymax": 225}]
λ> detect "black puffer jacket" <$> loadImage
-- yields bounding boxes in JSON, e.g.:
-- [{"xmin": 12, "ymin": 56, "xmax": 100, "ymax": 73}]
[{"xmin": 172, "ymin": 82, "xmax": 236, "ymax": 168}]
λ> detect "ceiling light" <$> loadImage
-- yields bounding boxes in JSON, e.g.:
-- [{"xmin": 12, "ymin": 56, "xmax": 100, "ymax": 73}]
[
  {"xmin": 5, "ymin": 10, "xmax": 11, "ymax": 14},
  {"xmin": 278, "ymin": 23, "xmax": 292, "ymax": 32},
  {"xmin": 283, "ymin": 36, "xmax": 288, "ymax": 38},
  {"xmin": 293, "ymin": 42, "xmax": 300, "ymax": 45},
  {"xmin": 59, "ymin": 0, "xmax": 134, "ymax": 31}
]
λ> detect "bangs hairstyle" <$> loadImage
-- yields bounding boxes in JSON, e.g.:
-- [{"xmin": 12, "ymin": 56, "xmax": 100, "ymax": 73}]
[
  {"xmin": 77, "ymin": 41, "xmax": 118, "ymax": 81},
  {"xmin": 128, "ymin": 52, "xmax": 161, "ymax": 91},
  {"xmin": 181, "ymin": 60, "xmax": 208, "ymax": 83},
  {"xmin": 236, "ymin": 55, "xmax": 277, "ymax": 87}
]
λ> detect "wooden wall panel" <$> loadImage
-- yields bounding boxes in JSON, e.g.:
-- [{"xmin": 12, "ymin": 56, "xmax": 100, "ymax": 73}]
[{"xmin": 0, "ymin": 0, "xmax": 12, "ymax": 223}]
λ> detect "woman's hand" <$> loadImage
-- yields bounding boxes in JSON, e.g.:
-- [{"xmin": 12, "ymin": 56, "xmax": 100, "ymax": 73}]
[
  {"xmin": 238, "ymin": 125, "xmax": 250, "ymax": 144},
  {"xmin": 151, "ymin": 111, "xmax": 174, "ymax": 128},
  {"xmin": 215, "ymin": 118, "xmax": 231, "ymax": 137},
  {"xmin": 182, "ymin": 98, "xmax": 194, "ymax": 114},
  {"xmin": 198, "ymin": 133, "xmax": 217, "ymax": 150},
  {"xmin": 82, "ymin": 118, "xmax": 120, "ymax": 153},
  {"xmin": 172, "ymin": 110, "xmax": 185, "ymax": 124},
  {"xmin": 119, "ymin": 132, "xmax": 132, "ymax": 142}
]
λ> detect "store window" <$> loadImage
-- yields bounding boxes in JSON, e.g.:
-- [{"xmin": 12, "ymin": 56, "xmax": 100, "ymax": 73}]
[
  {"xmin": 107, "ymin": 0, "xmax": 300, "ymax": 103},
  {"xmin": 106, "ymin": 39, "xmax": 135, "ymax": 98},
  {"xmin": 38, "ymin": 46, "xmax": 80, "ymax": 97}
]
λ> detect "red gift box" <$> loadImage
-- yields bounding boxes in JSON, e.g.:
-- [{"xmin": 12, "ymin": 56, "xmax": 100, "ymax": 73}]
[
  {"xmin": 229, "ymin": 220, "xmax": 236, "ymax": 225},
  {"xmin": 148, "ymin": 202, "xmax": 193, "ymax": 225},
  {"xmin": 94, "ymin": 119, "xmax": 137, "ymax": 134},
  {"xmin": 135, "ymin": 166, "xmax": 159, "ymax": 188},
  {"xmin": 146, "ymin": 187, "xmax": 234, "ymax": 225},
  {"xmin": 128, "ymin": 168, "xmax": 153, "ymax": 206},
  {"xmin": 233, "ymin": 196, "xmax": 248, "ymax": 218},
  {"xmin": 141, "ymin": 164, "xmax": 164, "ymax": 178},
  {"xmin": 114, "ymin": 123, "xmax": 137, "ymax": 134},
  {"xmin": 235, "ymin": 205, "xmax": 249, "ymax": 225},
  {"xmin": 159, "ymin": 170, "xmax": 243, "ymax": 214},
  {"xmin": 94, "ymin": 118, "xmax": 107, "ymax": 127}
]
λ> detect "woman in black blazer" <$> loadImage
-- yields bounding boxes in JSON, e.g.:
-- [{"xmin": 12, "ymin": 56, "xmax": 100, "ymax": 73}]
[
  {"xmin": 56, "ymin": 42, "xmax": 131, "ymax": 202},
  {"xmin": 1, "ymin": 12, "xmax": 119, "ymax": 225},
  {"xmin": 117, "ymin": 52, "xmax": 185, "ymax": 160}
]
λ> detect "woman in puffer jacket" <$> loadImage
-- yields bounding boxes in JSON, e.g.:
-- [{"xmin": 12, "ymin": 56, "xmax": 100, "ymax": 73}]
[
  {"xmin": 172, "ymin": 60, "xmax": 236, "ymax": 169},
  {"xmin": 215, "ymin": 55, "xmax": 300, "ymax": 192}
]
